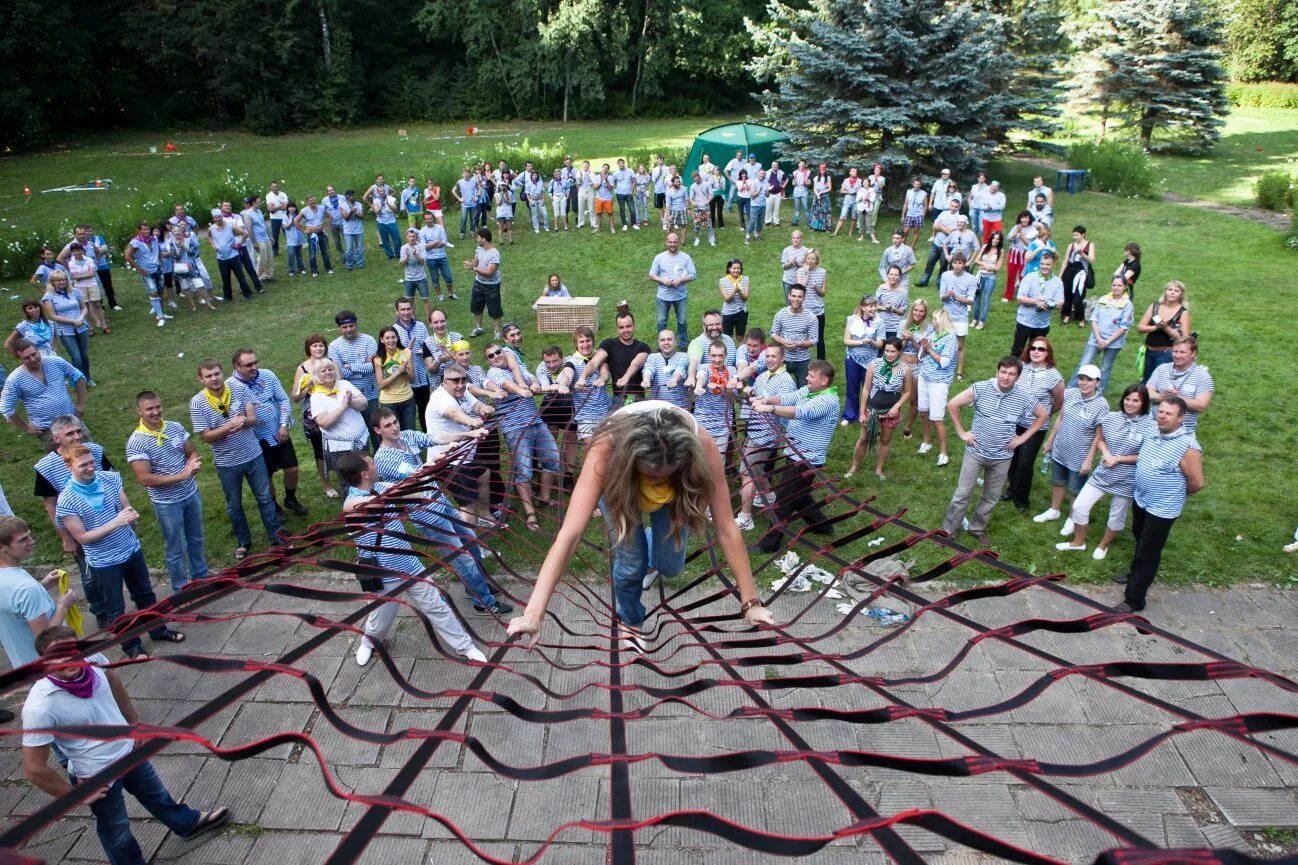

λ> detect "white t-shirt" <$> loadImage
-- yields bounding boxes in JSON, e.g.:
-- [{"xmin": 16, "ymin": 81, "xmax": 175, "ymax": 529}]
[
  {"xmin": 265, "ymin": 190, "xmax": 288, "ymax": 220},
  {"xmin": 23, "ymin": 654, "xmax": 133, "ymax": 778},
  {"xmin": 425, "ymin": 386, "xmax": 480, "ymax": 463},
  {"xmin": 309, "ymin": 381, "xmax": 367, "ymax": 451}
]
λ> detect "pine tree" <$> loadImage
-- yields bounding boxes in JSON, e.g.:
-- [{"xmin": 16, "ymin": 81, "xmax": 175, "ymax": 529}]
[
  {"xmin": 1073, "ymin": 0, "xmax": 1229, "ymax": 154},
  {"xmin": 747, "ymin": 0, "xmax": 1064, "ymax": 175}
]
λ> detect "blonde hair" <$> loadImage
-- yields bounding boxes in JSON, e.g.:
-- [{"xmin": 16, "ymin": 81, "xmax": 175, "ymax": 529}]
[
  {"xmin": 594, "ymin": 405, "xmax": 713, "ymax": 548},
  {"xmin": 908, "ymin": 298, "xmax": 930, "ymax": 327},
  {"xmin": 929, "ymin": 308, "xmax": 953, "ymax": 335},
  {"xmin": 1158, "ymin": 280, "xmax": 1188, "ymax": 309}
]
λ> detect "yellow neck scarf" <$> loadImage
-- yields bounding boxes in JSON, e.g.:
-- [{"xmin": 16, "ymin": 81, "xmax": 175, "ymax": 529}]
[
  {"xmin": 312, "ymin": 383, "xmax": 339, "ymax": 397},
  {"xmin": 204, "ymin": 384, "xmax": 231, "ymax": 416},
  {"xmin": 638, "ymin": 476, "xmax": 676, "ymax": 513},
  {"xmin": 135, "ymin": 420, "xmax": 167, "ymax": 446}
]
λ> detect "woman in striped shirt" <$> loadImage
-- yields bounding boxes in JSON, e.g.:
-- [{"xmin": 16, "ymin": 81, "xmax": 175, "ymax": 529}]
[
  {"xmin": 898, "ymin": 298, "xmax": 929, "ymax": 439},
  {"xmin": 796, "ymin": 249, "xmax": 828, "ymax": 360},
  {"xmin": 718, "ymin": 259, "xmax": 750, "ymax": 340},
  {"xmin": 1003, "ymin": 337, "xmax": 1065, "ymax": 513},
  {"xmin": 1057, "ymin": 384, "xmax": 1154, "ymax": 559},
  {"xmin": 874, "ymin": 265, "xmax": 910, "ymax": 340},
  {"xmin": 5, "ymin": 299, "xmax": 57, "ymax": 358},
  {"xmin": 846, "ymin": 338, "xmax": 912, "ymax": 481},
  {"xmin": 1034, "ymin": 365, "xmax": 1109, "ymax": 526}
]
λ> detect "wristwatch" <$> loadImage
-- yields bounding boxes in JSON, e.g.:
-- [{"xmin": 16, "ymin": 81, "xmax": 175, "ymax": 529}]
[{"xmin": 739, "ymin": 597, "xmax": 763, "ymax": 614}]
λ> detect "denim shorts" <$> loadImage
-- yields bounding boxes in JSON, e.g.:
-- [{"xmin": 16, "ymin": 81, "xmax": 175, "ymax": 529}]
[{"xmin": 1051, "ymin": 458, "xmax": 1086, "ymax": 494}]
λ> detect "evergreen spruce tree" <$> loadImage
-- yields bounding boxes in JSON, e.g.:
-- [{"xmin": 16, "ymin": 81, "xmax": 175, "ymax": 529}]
[
  {"xmin": 1074, "ymin": 0, "xmax": 1229, "ymax": 153},
  {"xmin": 747, "ymin": 0, "xmax": 1063, "ymax": 175}
]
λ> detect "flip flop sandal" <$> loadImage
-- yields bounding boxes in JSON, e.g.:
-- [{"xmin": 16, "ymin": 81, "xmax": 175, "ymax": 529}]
[{"xmin": 184, "ymin": 806, "xmax": 231, "ymax": 840}]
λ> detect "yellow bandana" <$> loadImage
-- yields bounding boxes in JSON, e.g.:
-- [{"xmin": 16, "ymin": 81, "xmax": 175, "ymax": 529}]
[
  {"xmin": 204, "ymin": 384, "xmax": 231, "ymax": 416},
  {"xmin": 638, "ymin": 476, "xmax": 676, "ymax": 513},
  {"xmin": 312, "ymin": 383, "xmax": 339, "ymax": 397},
  {"xmin": 134, "ymin": 420, "xmax": 167, "ymax": 446}
]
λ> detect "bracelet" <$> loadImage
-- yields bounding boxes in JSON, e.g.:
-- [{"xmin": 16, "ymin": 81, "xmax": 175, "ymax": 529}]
[{"xmin": 739, "ymin": 597, "xmax": 763, "ymax": 614}]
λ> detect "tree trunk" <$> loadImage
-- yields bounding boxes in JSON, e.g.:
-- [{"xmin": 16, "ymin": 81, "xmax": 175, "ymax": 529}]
[
  {"xmin": 563, "ymin": 65, "xmax": 570, "ymax": 123},
  {"xmin": 630, "ymin": 0, "xmax": 651, "ymax": 114},
  {"xmin": 488, "ymin": 29, "xmax": 523, "ymax": 117},
  {"xmin": 317, "ymin": 2, "xmax": 333, "ymax": 68}
]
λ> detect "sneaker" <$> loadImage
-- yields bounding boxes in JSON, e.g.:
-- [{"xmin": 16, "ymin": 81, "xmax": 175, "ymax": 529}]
[
  {"xmin": 1032, "ymin": 508, "xmax": 1061, "ymax": 523},
  {"xmin": 1092, "ymin": 546, "xmax": 1108, "ymax": 561},
  {"xmin": 917, "ymin": 443, "xmax": 933, "ymax": 455},
  {"xmin": 641, "ymin": 568, "xmax": 661, "ymax": 590},
  {"xmin": 1059, "ymin": 518, "xmax": 1075, "ymax": 536},
  {"xmin": 632, "ymin": 224, "xmax": 640, "ymax": 231},
  {"xmin": 463, "ymin": 647, "xmax": 487, "ymax": 663},
  {"xmin": 734, "ymin": 512, "xmax": 755, "ymax": 531},
  {"xmin": 112, "ymin": 305, "xmax": 123, "ymax": 311},
  {"xmin": 840, "ymin": 419, "xmax": 851, "ymax": 427},
  {"xmin": 1284, "ymin": 542, "xmax": 1298, "ymax": 554},
  {"xmin": 622, "ymin": 225, "xmax": 628, "ymax": 232},
  {"xmin": 975, "ymin": 321, "xmax": 985, "ymax": 330},
  {"xmin": 162, "ymin": 313, "xmax": 175, "ymax": 320},
  {"xmin": 355, "ymin": 638, "xmax": 374, "ymax": 667},
  {"xmin": 936, "ymin": 453, "xmax": 949, "ymax": 467},
  {"xmin": 167, "ymin": 301, "xmax": 178, "ymax": 309},
  {"xmin": 1055, "ymin": 541, "xmax": 1086, "ymax": 552},
  {"xmin": 1001, "ymin": 297, "xmax": 1009, "ymax": 303},
  {"xmin": 1112, "ymin": 601, "xmax": 1137, "ymax": 613},
  {"xmin": 156, "ymin": 318, "xmax": 166, "ymax": 327},
  {"xmin": 472, "ymin": 600, "xmax": 514, "ymax": 616},
  {"xmin": 327, "ymin": 269, "xmax": 335, "ymax": 275},
  {"xmin": 470, "ymin": 326, "xmax": 485, "ymax": 337},
  {"xmin": 709, "ymin": 239, "xmax": 716, "ymax": 247}
]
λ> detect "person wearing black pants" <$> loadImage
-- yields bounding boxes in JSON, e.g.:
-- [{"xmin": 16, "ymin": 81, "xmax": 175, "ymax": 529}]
[
  {"xmin": 710, "ymin": 185, "xmax": 725, "ymax": 229},
  {"xmin": 1002, "ymin": 342, "xmax": 1064, "ymax": 512},
  {"xmin": 236, "ymin": 244, "xmax": 264, "ymax": 293},
  {"xmin": 1114, "ymin": 398, "xmax": 1204, "ymax": 612},
  {"xmin": 218, "ymin": 256, "xmax": 254, "ymax": 300}
]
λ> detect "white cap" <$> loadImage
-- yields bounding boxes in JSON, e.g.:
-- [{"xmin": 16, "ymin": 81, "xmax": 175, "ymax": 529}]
[{"xmin": 1077, "ymin": 364, "xmax": 1102, "ymax": 380}]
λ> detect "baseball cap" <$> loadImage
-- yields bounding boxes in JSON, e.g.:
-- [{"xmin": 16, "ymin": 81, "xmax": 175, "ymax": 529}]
[{"xmin": 1077, "ymin": 364, "xmax": 1102, "ymax": 380}]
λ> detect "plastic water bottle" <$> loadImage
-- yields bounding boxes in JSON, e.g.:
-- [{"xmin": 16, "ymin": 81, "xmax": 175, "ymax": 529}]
[
  {"xmin": 1040, "ymin": 451, "xmax": 1052, "ymax": 475},
  {"xmin": 864, "ymin": 607, "xmax": 910, "ymax": 627}
]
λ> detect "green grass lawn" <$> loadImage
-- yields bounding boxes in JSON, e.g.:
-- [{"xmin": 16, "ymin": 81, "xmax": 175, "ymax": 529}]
[{"xmin": 1, "ymin": 116, "xmax": 1294, "ymax": 594}]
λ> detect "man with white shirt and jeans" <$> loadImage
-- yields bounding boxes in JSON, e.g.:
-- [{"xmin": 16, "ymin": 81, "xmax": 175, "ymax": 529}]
[
  {"xmin": 613, "ymin": 158, "xmax": 637, "ymax": 231},
  {"xmin": 649, "ymin": 233, "xmax": 698, "ymax": 343},
  {"xmin": 23, "ymin": 626, "xmax": 230, "ymax": 863},
  {"xmin": 265, "ymin": 181, "xmax": 288, "ymax": 254}
]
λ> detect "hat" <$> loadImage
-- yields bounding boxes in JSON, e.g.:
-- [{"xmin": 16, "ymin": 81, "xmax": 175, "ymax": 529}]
[
  {"xmin": 990, "ymin": 180, "xmax": 1000, "ymax": 187},
  {"xmin": 334, "ymin": 311, "xmax": 358, "ymax": 325},
  {"xmin": 1077, "ymin": 364, "xmax": 1102, "ymax": 380},
  {"xmin": 450, "ymin": 340, "xmax": 472, "ymax": 352}
]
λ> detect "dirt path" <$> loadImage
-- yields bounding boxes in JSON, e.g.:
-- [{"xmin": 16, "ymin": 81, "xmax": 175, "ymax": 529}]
[{"xmin": 1161, "ymin": 191, "xmax": 1292, "ymax": 230}]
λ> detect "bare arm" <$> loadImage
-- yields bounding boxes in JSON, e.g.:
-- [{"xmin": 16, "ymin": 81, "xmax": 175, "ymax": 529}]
[{"xmin": 1181, "ymin": 447, "xmax": 1204, "ymax": 495}]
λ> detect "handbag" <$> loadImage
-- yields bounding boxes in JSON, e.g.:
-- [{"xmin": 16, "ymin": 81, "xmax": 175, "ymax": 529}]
[{"xmin": 173, "ymin": 261, "xmax": 192, "ymax": 276}]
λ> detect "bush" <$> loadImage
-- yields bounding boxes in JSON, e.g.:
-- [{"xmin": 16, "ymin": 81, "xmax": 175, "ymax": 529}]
[
  {"xmin": 1255, "ymin": 170, "xmax": 1296, "ymax": 211},
  {"xmin": 1226, "ymin": 81, "xmax": 1298, "ymax": 110},
  {"xmin": 1066, "ymin": 141, "xmax": 1159, "ymax": 199}
]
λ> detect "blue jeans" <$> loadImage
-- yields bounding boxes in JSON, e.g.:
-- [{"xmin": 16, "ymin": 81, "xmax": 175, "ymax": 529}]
[
  {"xmin": 974, "ymin": 273, "xmax": 996, "ymax": 323},
  {"xmin": 414, "ymin": 499, "xmax": 497, "ymax": 607},
  {"xmin": 75, "ymin": 548, "xmax": 107, "ymax": 628},
  {"xmin": 425, "ymin": 257, "xmax": 453, "ymax": 290},
  {"xmin": 969, "ymin": 208, "xmax": 984, "ymax": 238},
  {"xmin": 307, "ymin": 234, "xmax": 332, "ymax": 274},
  {"xmin": 81, "ymin": 761, "xmax": 200, "ymax": 865},
  {"xmin": 1072, "ymin": 343, "xmax": 1123, "ymax": 395},
  {"xmin": 843, "ymin": 357, "xmax": 867, "ymax": 423},
  {"xmin": 376, "ymin": 221, "xmax": 401, "ymax": 258},
  {"xmin": 656, "ymin": 296, "xmax": 688, "ymax": 342},
  {"xmin": 504, "ymin": 421, "xmax": 560, "ymax": 484},
  {"xmin": 617, "ymin": 193, "xmax": 635, "ymax": 227},
  {"xmin": 607, "ymin": 502, "xmax": 688, "ymax": 627},
  {"xmin": 60, "ymin": 330, "xmax": 91, "ymax": 380},
  {"xmin": 530, "ymin": 201, "xmax": 550, "ymax": 231},
  {"xmin": 1142, "ymin": 348, "xmax": 1172, "ymax": 383},
  {"xmin": 286, "ymin": 245, "xmax": 305, "ymax": 274},
  {"xmin": 153, "ymin": 490, "xmax": 208, "ymax": 591},
  {"xmin": 216, "ymin": 456, "xmax": 282, "ymax": 549},
  {"xmin": 790, "ymin": 194, "xmax": 809, "ymax": 225},
  {"xmin": 747, "ymin": 205, "xmax": 766, "ymax": 236},
  {"xmin": 458, "ymin": 204, "xmax": 474, "ymax": 237},
  {"xmin": 343, "ymin": 232, "xmax": 364, "ymax": 269},
  {"xmin": 94, "ymin": 548, "xmax": 170, "ymax": 655},
  {"xmin": 386, "ymin": 398, "xmax": 417, "ymax": 433}
]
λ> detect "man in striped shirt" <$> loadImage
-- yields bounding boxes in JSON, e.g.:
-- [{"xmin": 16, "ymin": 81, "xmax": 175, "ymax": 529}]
[
  {"xmin": 1, "ymin": 342, "xmax": 87, "ymax": 440},
  {"xmin": 735, "ymin": 345, "xmax": 796, "ymax": 532},
  {"xmin": 770, "ymin": 285, "xmax": 818, "ymax": 388},
  {"xmin": 56, "ymin": 446, "xmax": 183, "ymax": 658},
  {"xmin": 1113, "ymin": 397, "xmax": 1204, "ymax": 613},
  {"xmin": 230, "ymin": 349, "xmax": 306, "ymax": 518},
  {"xmin": 127, "ymin": 391, "xmax": 207, "ymax": 591},
  {"xmin": 328, "ymin": 310, "xmax": 379, "ymax": 446},
  {"xmin": 750, "ymin": 360, "xmax": 839, "ymax": 553},
  {"xmin": 393, "ymin": 298, "xmax": 433, "ymax": 431},
  {"xmin": 942, "ymin": 357, "xmax": 1047, "ymax": 547},
  {"xmin": 189, "ymin": 359, "xmax": 283, "ymax": 560}
]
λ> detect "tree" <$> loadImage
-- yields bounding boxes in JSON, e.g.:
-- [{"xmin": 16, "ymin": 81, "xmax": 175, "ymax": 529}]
[
  {"xmin": 538, "ymin": 0, "xmax": 627, "ymax": 122},
  {"xmin": 747, "ymin": 0, "xmax": 1064, "ymax": 176},
  {"xmin": 1072, "ymin": 0, "xmax": 1229, "ymax": 153},
  {"xmin": 1216, "ymin": 0, "xmax": 1298, "ymax": 83}
]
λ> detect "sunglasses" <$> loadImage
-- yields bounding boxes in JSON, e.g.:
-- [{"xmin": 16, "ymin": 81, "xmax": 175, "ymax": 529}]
[
  {"xmin": 445, "ymin": 377, "xmax": 467, "ymax": 384},
  {"xmin": 1030, "ymin": 346, "xmax": 1048, "ymax": 351},
  {"xmin": 485, "ymin": 350, "xmax": 502, "ymax": 359}
]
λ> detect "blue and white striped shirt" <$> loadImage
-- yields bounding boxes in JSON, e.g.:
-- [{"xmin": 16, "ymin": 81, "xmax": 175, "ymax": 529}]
[
  {"xmin": 1015, "ymin": 272, "xmax": 1064, "ymax": 329},
  {"xmin": 14, "ymin": 320, "xmax": 56, "ymax": 357},
  {"xmin": 694, "ymin": 367, "xmax": 737, "ymax": 441},
  {"xmin": 873, "ymin": 285, "xmax": 909, "ymax": 334},
  {"xmin": 393, "ymin": 319, "xmax": 432, "ymax": 388},
  {"xmin": 1050, "ymin": 388, "xmax": 1108, "ymax": 472},
  {"xmin": 918, "ymin": 326, "xmax": 957, "ymax": 385},
  {"xmin": 374, "ymin": 431, "xmax": 435, "ymax": 483},
  {"xmin": 745, "ymin": 368, "xmax": 796, "ymax": 447},
  {"xmin": 346, "ymin": 482, "xmax": 423, "ymax": 580},
  {"xmin": 779, "ymin": 387, "xmax": 839, "ymax": 466},
  {"xmin": 35, "ymin": 443, "xmax": 107, "ymax": 496},
  {"xmin": 687, "ymin": 333, "xmax": 737, "ymax": 366},
  {"xmin": 486, "ymin": 366, "xmax": 540, "ymax": 434},
  {"xmin": 125, "ymin": 421, "xmax": 198, "ymax": 505},
  {"xmin": 228, "ymin": 370, "xmax": 291, "ymax": 444},
  {"xmin": 189, "ymin": 383, "xmax": 263, "ymax": 468},
  {"xmin": 1089, "ymin": 411, "xmax": 1156, "ymax": 497},
  {"xmin": 1133, "ymin": 426, "xmax": 1201, "ymax": 519},
  {"xmin": 968, "ymin": 380, "xmax": 1036, "ymax": 461},
  {"xmin": 1088, "ymin": 295, "xmax": 1135, "ymax": 350},
  {"xmin": 329, "ymin": 334, "xmax": 380, "ymax": 400},
  {"xmin": 56, "ymin": 472, "xmax": 140, "ymax": 568},
  {"xmin": 771, "ymin": 307, "xmax": 818, "ymax": 363},
  {"xmin": 846, "ymin": 315, "xmax": 883, "ymax": 369},
  {"xmin": 939, "ymin": 270, "xmax": 977, "ymax": 324},
  {"xmin": 641, "ymin": 352, "xmax": 690, "ymax": 408},
  {"xmin": 568, "ymin": 355, "xmax": 611, "ymax": 423},
  {"xmin": 1018, "ymin": 364, "xmax": 1063, "ymax": 431},
  {"xmin": 1147, "ymin": 363, "xmax": 1213, "ymax": 433},
  {"xmin": 0, "ymin": 357, "xmax": 83, "ymax": 430}
]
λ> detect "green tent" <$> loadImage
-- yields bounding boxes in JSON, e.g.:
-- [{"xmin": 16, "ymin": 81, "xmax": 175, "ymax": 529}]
[{"xmin": 683, "ymin": 122, "xmax": 789, "ymax": 182}]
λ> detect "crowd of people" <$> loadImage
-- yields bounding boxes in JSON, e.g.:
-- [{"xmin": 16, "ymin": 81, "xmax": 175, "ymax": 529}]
[{"xmin": 0, "ymin": 153, "xmax": 1218, "ymax": 864}]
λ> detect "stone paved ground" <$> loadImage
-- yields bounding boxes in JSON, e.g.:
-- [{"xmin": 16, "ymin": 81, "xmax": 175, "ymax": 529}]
[{"xmin": 2, "ymin": 568, "xmax": 1296, "ymax": 865}]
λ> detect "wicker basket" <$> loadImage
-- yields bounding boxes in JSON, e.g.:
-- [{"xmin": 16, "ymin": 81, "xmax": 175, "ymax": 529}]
[{"xmin": 535, "ymin": 297, "xmax": 601, "ymax": 334}]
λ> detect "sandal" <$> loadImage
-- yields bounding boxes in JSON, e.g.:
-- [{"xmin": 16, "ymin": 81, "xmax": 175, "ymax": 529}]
[
  {"xmin": 524, "ymin": 513, "xmax": 540, "ymax": 532},
  {"xmin": 184, "ymin": 807, "xmax": 231, "ymax": 840},
  {"xmin": 234, "ymin": 547, "xmax": 248, "ymax": 561},
  {"xmin": 323, "ymin": 487, "xmax": 340, "ymax": 499},
  {"xmin": 151, "ymin": 629, "xmax": 185, "ymax": 643}
]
